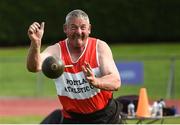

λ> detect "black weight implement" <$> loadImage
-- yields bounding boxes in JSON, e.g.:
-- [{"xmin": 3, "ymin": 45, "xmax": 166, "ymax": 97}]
[{"xmin": 42, "ymin": 56, "xmax": 64, "ymax": 79}]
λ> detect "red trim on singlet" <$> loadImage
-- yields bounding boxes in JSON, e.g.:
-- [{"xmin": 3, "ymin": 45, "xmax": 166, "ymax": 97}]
[
  {"xmin": 59, "ymin": 37, "xmax": 98, "ymax": 73},
  {"xmin": 57, "ymin": 37, "xmax": 112, "ymax": 118}
]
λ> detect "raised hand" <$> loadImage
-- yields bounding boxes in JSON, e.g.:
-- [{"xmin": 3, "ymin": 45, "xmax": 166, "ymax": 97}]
[
  {"xmin": 82, "ymin": 62, "xmax": 99, "ymax": 88},
  {"xmin": 27, "ymin": 22, "xmax": 45, "ymax": 46}
]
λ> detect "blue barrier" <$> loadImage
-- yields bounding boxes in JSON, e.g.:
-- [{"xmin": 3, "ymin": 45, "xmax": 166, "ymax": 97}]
[{"xmin": 116, "ymin": 62, "xmax": 144, "ymax": 85}]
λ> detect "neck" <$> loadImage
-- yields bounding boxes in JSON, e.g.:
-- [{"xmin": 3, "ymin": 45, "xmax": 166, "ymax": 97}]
[{"xmin": 67, "ymin": 39, "xmax": 88, "ymax": 54}]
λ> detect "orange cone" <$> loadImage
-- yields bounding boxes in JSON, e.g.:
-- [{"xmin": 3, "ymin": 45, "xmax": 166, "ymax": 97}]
[{"xmin": 136, "ymin": 88, "xmax": 151, "ymax": 117}]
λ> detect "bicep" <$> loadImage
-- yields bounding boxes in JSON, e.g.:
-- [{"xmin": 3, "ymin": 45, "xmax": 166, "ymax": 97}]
[
  {"xmin": 98, "ymin": 41, "xmax": 119, "ymax": 76},
  {"xmin": 40, "ymin": 44, "xmax": 60, "ymax": 64}
]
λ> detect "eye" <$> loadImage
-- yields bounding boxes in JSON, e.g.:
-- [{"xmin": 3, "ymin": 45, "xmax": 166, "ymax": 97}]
[
  {"xmin": 81, "ymin": 26, "xmax": 87, "ymax": 30},
  {"xmin": 71, "ymin": 26, "xmax": 77, "ymax": 30},
  {"xmin": 70, "ymin": 25, "xmax": 78, "ymax": 30}
]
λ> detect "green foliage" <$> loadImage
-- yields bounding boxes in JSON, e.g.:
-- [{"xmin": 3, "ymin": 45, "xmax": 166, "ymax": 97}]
[{"xmin": 1, "ymin": 0, "xmax": 180, "ymax": 46}]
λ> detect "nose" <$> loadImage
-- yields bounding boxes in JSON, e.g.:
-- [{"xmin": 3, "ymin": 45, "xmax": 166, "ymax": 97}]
[{"xmin": 75, "ymin": 27, "xmax": 82, "ymax": 34}]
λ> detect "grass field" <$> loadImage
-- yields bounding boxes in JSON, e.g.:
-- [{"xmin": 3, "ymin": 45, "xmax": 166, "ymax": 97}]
[
  {"xmin": 0, "ymin": 116, "xmax": 44, "ymax": 124},
  {"xmin": 0, "ymin": 115, "xmax": 180, "ymax": 124},
  {"xmin": 0, "ymin": 43, "xmax": 180, "ymax": 123},
  {"xmin": 1, "ymin": 43, "xmax": 180, "ymax": 99},
  {"xmin": 111, "ymin": 43, "xmax": 180, "ymax": 99}
]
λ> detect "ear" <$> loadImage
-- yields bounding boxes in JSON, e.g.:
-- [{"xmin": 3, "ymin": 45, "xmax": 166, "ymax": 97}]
[
  {"xmin": 88, "ymin": 24, "xmax": 91, "ymax": 34},
  {"xmin": 63, "ymin": 24, "xmax": 67, "ymax": 33}
]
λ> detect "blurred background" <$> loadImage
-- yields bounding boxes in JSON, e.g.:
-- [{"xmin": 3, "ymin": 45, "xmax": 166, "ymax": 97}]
[
  {"xmin": 0, "ymin": 0, "xmax": 180, "ymax": 123},
  {"xmin": 1, "ymin": 0, "xmax": 180, "ymax": 46}
]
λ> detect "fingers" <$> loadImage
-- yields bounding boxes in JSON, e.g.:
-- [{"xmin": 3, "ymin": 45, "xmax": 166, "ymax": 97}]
[
  {"xmin": 82, "ymin": 62, "xmax": 94, "ymax": 83},
  {"xmin": 82, "ymin": 62, "xmax": 92, "ymax": 76},
  {"xmin": 28, "ymin": 22, "xmax": 40, "ymax": 34},
  {"xmin": 40, "ymin": 22, "xmax": 45, "ymax": 30},
  {"xmin": 28, "ymin": 22, "xmax": 45, "ymax": 34},
  {"xmin": 85, "ymin": 62, "xmax": 91, "ymax": 69},
  {"xmin": 86, "ymin": 67, "xmax": 92, "ymax": 76},
  {"xmin": 81, "ymin": 65, "xmax": 88, "ymax": 76},
  {"xmin": 82, "ymin": 63, "xmax": 98, "ymax": 87}
]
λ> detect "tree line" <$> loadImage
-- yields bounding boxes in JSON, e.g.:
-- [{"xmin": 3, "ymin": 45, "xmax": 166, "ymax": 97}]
[{"xmin": 0, "ymin": 0, "xmax": 180, "ymax": 46}]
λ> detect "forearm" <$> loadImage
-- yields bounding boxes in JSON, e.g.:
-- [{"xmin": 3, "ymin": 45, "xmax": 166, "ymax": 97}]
[
  {"xmin": 26, "ymin": 42, "xmax": 41, "ymax": 72},
  {"xmin": 95, "ymin": 74, "xmax": 121, "ymax": 91}
]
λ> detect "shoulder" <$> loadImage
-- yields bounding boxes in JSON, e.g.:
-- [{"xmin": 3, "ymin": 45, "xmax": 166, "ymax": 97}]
[
  {"xmin": 45, "ymin": 43, "xmax": 60, "ymax": 52},
  {"xmin": 47, "ymin": 38, "xmax": 68, "ymax": 51},
  {"xmin": 97, "ymin": 39, "xmax": 112, "ymax": 53},
  {"xmin": 41, "ymin": 42, "xmax": 61, "ymax": 59},
  {"xmin": 97, "ymin": 39, "xmax": 109, "ymax": 47}
]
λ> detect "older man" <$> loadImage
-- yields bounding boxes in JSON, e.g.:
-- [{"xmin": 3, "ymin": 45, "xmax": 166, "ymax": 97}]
[{"xmin": 27, "ymin": 9, "xmax": 122, "ymax": 124}]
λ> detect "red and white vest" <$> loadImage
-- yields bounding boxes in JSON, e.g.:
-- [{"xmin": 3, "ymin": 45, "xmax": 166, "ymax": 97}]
[{"xmin": 54, "ymin": 37, "xmax": 112, "ymax": 118}]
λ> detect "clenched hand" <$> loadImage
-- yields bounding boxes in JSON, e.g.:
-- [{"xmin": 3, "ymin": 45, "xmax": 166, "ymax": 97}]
[{"xmin": 27, "ymin": 22, "xmax": 45, "ymax": 46}]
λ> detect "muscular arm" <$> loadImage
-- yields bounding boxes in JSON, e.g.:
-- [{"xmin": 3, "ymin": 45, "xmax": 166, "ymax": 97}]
[
  {"xmin": 26, "ymin": 22, "xmax": 60, "ymax": 72},
  {"xmin": 26, "ymin": 42, "xmax": 41, "ymax": 72},
  {"xmin": 96, "ymin": 40, "xmax": 121, "ymax": 91},
  {"xmin": 27, "ymin": 43, "xmax": 60, "ymax": 72},
  {"xmin": 82, "ymin": 40, "xmax": 121, "ymax": 91}
]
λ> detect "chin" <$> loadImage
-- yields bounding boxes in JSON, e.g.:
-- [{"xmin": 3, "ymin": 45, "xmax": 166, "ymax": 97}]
[
  {"xmin": 76, "ymin": 42, "xmax": 85, "ymax": 48},
  {"xmin": 75, "ymin": 38, "xmax": 87, "ymax": 46}
]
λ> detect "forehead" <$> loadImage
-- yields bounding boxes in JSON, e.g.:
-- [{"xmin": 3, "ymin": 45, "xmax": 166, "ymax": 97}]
[{"xmin": 67, "ymin": 17, "xmax": 89, "ymax": 26}]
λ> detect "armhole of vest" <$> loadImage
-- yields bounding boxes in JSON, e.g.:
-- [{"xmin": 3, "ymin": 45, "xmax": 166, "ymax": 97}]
[{"xmin": 96, "ymin": 39, "xmax": 100, "ymax": 66}]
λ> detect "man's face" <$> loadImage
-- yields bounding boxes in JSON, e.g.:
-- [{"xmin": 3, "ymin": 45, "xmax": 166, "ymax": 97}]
[{"xmin": 64, "ymin": 17, "xmax": 91, "ymax": 48}]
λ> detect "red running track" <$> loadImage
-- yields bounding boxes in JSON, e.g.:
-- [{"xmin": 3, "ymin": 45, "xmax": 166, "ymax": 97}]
[
  {"xmin": 0, "ymin": 98, "xmax": 179, "ymax": 116},
  {"xmin": 0, "ymin": 98, "xmax": 62, "ymax": 116}
]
